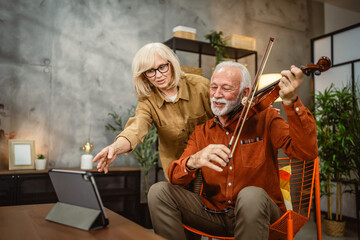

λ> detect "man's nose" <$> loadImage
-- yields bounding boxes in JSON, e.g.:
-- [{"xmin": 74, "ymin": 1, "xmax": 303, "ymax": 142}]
[{"xmin": 213, "ymin": 88, "xmax": 223, "ymax": 98}]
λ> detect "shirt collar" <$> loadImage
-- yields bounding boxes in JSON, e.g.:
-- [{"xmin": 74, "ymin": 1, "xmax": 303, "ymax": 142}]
[
  {"xmin": 209, "ymin": 110, "xmax": 242, "ymax": 132},
  {"xmin": 153, "ymin": 77, "xmax": 189, "ymax": 109}
]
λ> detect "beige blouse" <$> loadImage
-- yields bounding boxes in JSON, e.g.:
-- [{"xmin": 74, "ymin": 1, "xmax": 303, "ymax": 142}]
[{"xmin": 117, "ymin": 74, "xmax": 213, "ymax": 179}]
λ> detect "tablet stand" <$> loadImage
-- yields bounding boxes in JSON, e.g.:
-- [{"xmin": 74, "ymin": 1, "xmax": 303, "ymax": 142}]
[{"xmin": 46, "ymin": 202, "xmax": 105, "ymax": 231}]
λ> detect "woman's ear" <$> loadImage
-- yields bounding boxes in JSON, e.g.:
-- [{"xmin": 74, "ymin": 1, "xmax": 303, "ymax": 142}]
[{"xmin": 142, "ymin": 74, "xmax": 152, "ymax": 85}]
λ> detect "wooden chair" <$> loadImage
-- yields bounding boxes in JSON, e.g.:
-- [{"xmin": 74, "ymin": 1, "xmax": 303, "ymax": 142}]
[{"xmin": 182, "ymin": 157, "xmax": 322, "ymax": 240}]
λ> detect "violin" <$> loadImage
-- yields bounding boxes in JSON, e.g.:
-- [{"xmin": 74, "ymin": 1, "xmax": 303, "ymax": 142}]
[
  {"xmin": 250, "ymin": 56, "xmax": 332, "ymax": 115},
  {"xmin": 227, "ymin": 37, "xmax": 331, "ymax": 165}
]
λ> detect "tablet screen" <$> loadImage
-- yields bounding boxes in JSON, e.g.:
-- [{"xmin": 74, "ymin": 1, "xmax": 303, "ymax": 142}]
[{"xmin": 49, "ymin": 169, "xmax": 106, "ymax": 216}]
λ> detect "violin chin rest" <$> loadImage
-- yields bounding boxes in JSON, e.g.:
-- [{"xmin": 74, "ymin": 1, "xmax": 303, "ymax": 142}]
[{"xmin": 241, "ymin": 97, "xmax": 248, "ymax": 106}]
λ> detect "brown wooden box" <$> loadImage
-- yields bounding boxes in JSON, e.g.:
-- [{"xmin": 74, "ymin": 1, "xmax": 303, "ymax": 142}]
[
  {"xmin": 173, "ymin": 26, "xmax": 196, "ymax": 40},
  {"xmin": 173, "ymin": 31, "xmax": 196, "ymax": 40},
  {"xmin": 224, "ymin": 34, "xmax": 256, "ymax": 50},
  {"xmin": 181, "ymin": 65, "xmax": 203, "ymax": 76}
]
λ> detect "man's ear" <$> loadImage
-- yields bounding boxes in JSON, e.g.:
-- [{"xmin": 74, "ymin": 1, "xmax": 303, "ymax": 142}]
[
  {"xmin": 240, "ymin": 87, "xmax": 251, "ymax": 106},
  {"xmin": 241, "ymin": 87, "xmax": 250, "ymax": 98}
]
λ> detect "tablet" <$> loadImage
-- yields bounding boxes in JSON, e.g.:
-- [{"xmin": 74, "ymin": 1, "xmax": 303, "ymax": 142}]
[{"xmin": 47, "ymin": 169, "xmax": 109, "ymax": 231}]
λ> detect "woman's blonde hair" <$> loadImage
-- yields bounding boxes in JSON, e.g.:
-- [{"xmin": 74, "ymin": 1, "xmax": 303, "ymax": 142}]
[{"xmin": 132, "ymin": 42, "xmax": 184, "ymax": 98}]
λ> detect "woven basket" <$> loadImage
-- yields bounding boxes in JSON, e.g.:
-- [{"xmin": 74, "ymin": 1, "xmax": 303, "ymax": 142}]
[{"xmin": 324, "ymin": 218, "xmax": 346, "ymax": 237}]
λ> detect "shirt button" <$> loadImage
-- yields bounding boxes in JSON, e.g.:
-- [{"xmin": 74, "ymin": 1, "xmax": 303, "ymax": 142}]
[
  {"xmin": 226, "ymin": 132, "xmax": 229, "ymax": 135},
  {"xmin": 228, "ymin": 200, "xmax": 231, "ymax": 204},
  {"xmin": 229, "ymin": 166, "xmax": 232, "ymax": 170},
  {"xmin": 295, "ymin": 107, "xmax": 299, "ymax": 111},
  {"xmin": 228, "ymin": 182, "xmax": 232, "ymax": 186}
]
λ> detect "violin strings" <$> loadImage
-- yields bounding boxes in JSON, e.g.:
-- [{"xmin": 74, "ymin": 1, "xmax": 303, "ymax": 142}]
[{"xmin": 227, "ymin": 38, "xmax": 275, "ymax": 163}]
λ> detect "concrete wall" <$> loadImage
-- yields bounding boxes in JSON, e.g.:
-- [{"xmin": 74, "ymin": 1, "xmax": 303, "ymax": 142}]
[
  {"xmin": 0, "ymin": 0, "xmax": 324, "ymax": 169},
  {"xmin": 324, "ymin": 3, "xmax": 360, "ymax": 33}
]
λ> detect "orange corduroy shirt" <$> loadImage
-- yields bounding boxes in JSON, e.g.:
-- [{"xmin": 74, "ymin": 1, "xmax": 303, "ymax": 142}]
[{"xmin": 168, "ymin": 98, "xmax": 318, "ymax": 213}]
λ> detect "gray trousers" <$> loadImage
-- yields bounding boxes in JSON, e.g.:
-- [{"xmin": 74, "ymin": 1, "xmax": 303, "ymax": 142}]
[{"xmin": 147, "ymin": 182, "xmax": 283, "ymax": 240}]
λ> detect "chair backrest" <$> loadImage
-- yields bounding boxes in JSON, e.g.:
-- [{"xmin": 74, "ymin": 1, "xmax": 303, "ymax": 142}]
[
  {"xmin": 279, "ymin": 157, "xmax": 315, "ymax": 218},
  {"xmin": 269, "ymin": 157, "xmax": 320, "ymax": 239}
]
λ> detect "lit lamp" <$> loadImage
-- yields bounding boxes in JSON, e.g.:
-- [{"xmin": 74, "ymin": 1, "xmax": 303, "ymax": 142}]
[
  {"xmin": 257, "ymin": 73, "xmax": 283, "ymax": 102},
  {"xmin": 80, "ymin": 140, "xmax": 94, "ymax": 170}
]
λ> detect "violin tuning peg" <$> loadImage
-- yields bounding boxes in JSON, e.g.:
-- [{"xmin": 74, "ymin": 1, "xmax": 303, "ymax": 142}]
[
  {"xmin": 314, "ymin": 70, "xmax": 321, "ymax": 76},
  {"xmin": 300, "ymin": 65, "xmax": 310, "ymax": 76}
]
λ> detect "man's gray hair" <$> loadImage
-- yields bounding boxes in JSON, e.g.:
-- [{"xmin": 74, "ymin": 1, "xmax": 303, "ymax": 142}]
[{"xmin": 211, "ymin": 61, "xmax": 251, "ymax": 94}]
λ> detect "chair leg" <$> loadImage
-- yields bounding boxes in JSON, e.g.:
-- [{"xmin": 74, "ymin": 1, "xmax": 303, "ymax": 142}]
[
  {"xmin": 315, "ymin": 158, "xmax": 322, "ymax": 240},
  {"xmin": 287, "ymin": 212, "xmax": 293, "ymax": 240}
]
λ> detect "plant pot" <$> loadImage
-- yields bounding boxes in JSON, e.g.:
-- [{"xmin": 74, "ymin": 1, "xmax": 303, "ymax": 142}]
[
  {"xmin": 35, "ymin": 158, "xmax": 47, "ymax": 170},
  {"xmin": 324, "ymin": 218, "xmax": 346, "ymax": 237}
]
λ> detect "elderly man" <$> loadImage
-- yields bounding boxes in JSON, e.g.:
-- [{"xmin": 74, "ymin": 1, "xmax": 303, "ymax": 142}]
[{"xmin": 147, "ymin": 61, "xmax": 318, "ymax": 240}]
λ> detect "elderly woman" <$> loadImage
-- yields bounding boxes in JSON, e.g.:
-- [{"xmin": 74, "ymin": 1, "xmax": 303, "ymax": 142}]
[{"xmin": 93, "ymin": 42, "xmax": 213, "ymax": 179}]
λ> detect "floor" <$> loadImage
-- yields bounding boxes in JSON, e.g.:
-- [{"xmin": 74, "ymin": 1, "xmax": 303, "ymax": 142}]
[
  {"xmin": 294, "ymin": 215, "xmax": 358, "ymax": 240},
  {"xmin": 195, "ymin": 215, "xmax": 359, "ymax": 240}
]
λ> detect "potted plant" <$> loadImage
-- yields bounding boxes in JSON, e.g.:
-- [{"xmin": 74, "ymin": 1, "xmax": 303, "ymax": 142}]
[
  {"xmin": 35, "ymin": 154, "xmax": 47, "ymax": 170},
  {"xmin": 105, "ymin": 106, "xmax": 158, "ymax": 197},
  {"xmin": 349, "ymin": 84, "xmax": 360, "ymax": 225},
  {"xmin": 106, "ymin": 107, "xmax": 158, "ymax": 228},
  {"xmin": 313, "ymin": 83, "xmax": 356, "ymax": 237},
  {"xmin": 205, "ymin": 30, "xmax": 229, "ymax": 65}
]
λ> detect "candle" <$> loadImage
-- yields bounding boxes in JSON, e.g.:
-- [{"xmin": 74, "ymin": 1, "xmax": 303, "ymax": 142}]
[{"xmin": 81, "ymin": 154, "xmax": 93, "ymax": 170}]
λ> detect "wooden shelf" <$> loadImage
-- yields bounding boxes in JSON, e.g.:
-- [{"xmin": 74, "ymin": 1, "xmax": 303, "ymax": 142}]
[{"xmin": 163, "ymin": 37, "xmax": 257, "ymax": 69}]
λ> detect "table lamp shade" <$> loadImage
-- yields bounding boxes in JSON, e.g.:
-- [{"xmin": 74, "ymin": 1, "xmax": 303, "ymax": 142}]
[{"xmin": 257, "ymin": 73, "xmax": 282, "ymax": 102}]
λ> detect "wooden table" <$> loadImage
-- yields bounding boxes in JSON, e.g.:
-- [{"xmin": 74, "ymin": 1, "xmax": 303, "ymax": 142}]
[
  {"xmin": 0, "ymin": 168, "xmax": 141, "ymax": 223},
  {"xmin": 0, "ymin": 204, "xmax": 165, "ymax": 240}
]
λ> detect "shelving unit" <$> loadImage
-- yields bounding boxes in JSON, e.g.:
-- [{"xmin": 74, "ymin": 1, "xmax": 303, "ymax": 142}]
[{"xmin": 163, "ymin": 37, "xmax": 257, "ymax": 72}]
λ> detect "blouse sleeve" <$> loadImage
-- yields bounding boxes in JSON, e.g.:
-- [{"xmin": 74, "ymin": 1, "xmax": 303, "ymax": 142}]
[{"xmin": 115, "ymin": 100, "xmax": 153, "ymax": 153}]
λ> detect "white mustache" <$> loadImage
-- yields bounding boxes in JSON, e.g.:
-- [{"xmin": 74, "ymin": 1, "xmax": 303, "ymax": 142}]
[{"xmin": 211, "ymin": 97, "xmax": 227, "ymax": 104}]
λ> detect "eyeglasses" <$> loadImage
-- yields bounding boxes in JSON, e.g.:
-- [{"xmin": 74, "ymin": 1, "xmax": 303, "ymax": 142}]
[{"xmin": 144, "ymin": 62, "xmax": 170, "ymax": 78}]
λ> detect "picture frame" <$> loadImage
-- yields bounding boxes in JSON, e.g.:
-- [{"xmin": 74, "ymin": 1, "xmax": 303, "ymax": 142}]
[{"xmin": 8, "ymin": 140, "xmax": 36, "ymax": 170}]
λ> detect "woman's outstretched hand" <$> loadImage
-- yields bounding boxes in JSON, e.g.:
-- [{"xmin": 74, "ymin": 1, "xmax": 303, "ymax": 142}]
[{"xmin": 93, "ymin": 137, "xmax": 131, "ymax": 173}]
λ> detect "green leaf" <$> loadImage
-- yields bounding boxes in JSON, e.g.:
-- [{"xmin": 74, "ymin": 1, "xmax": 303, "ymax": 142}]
[{"xmin": 204, "ymin": 30, "xmax": 229, "ymax": 65}]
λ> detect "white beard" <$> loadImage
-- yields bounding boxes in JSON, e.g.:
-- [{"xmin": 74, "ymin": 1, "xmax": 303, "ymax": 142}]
[{"xmin": 210, "ymin": 97, "xmax": 240, "ymax": 116}]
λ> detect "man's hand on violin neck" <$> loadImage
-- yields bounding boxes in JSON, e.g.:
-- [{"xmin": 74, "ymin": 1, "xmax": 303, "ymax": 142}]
[
  {"xmin": 186, "ymin": 144, "xmax": 230, "ymax": 172},
  {"xmin": 279, "ymin": 65, "xmax": 304, "ymax": 105}
]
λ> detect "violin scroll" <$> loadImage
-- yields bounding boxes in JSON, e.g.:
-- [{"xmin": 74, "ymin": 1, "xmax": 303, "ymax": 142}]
[{"xmin": 301, "ymin": 56, "xmax": 332, "ymax": 76}]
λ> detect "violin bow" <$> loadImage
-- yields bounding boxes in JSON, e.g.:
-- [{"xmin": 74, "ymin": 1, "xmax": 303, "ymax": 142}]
[{"xmin": 227, "ymin": 37, "xmax": 275, "ymax": 165}]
